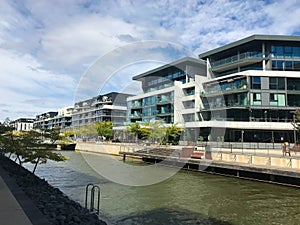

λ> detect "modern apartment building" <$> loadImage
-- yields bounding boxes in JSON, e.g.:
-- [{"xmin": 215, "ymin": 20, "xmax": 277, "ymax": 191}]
[
  {"xmin": 127, "ymin": 57, "xmax": 207, "ymax": 126},
  {"xmin": 198, "ymin": 34, "xmax": 300, "ymax": 143},
  {"xmin": 72, "ymin": 92, "xmax": 132, "ymax": 127},
  {"xmin": 34, "ymin": 106, "xmax": 73, "ymax": 130},
  {"xmin": 128, "ymin": 35, "xmax": 300, "ymax": 144},
  {"xmin": 10, "ymin": 118, "xmax": 34, "ymax": 131}
]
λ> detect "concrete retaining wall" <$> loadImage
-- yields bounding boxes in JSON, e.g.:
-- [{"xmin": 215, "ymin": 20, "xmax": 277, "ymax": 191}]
[
  {"xmin": 75, "ymin": 142, "xmax": 145, "ymax": 155},
  {"xmin": 75, "ymin": 142, "xmax": 300, "ymax": 170},
  {"xmin": 212, "ymin": 152, "xmax": 300, "ymax": 169}
]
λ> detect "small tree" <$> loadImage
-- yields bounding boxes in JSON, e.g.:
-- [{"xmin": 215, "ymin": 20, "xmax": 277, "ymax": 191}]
[
  {"xmin": 292, "ymin": 109, "xmax": 300, "ymax": 143},
  {"xmin": 73, "ymin": 123, "xmax": 98, "ymax": 139},
  {"xmin": 149, "ymin": 120, "xmax": 167, "ymax": 143},
  {"xmin": 0, "ymin": 129, "xmax": 68, "ymax": 174},
  {"xmin": 43, "ymin": 127, "xmax": 62, "ymax": 145},
  {"xmin": 127, "ymin": 122, "xmax": 151, "ymax": 141},
  {"xmin": 165, "ymin": 124, "xmax": 183, "ymax": 145},
  {"xmin": 96, "ymin": 121, "xmax": 113, "ymax": 140}
]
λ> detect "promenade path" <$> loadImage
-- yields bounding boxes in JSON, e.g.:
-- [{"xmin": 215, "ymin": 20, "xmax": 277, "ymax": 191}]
[{"xmin": 0, "ymin": 165, "xmax": 50, "ymax": 225}]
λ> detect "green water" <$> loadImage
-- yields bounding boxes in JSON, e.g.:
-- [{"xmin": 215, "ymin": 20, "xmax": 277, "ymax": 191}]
[{"xmin": 26, "ymin": 151, "xmax": 300, "ymax": 225}]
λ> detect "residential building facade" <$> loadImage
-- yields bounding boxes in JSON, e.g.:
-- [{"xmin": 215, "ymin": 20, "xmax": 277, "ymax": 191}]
[
  {"xmin": 34, "ymin": 106, "xmax": 73, "ymax": 130},
  {"xmin": 127, "ymin": 35, "xmax": 300, "ymax": 144},
  {"xmin": 10, "ymin": 118, "xmax": 34, "ymax": 131},
  {"xmin": 198, "ymin": 34, "xmax": 300, "ymax": 143},
  {"xmin": 72, "ymin": 92, "xmax": 132, "ymax": 127},
  {"xmin": 127, "ymin": 57, "xmax": 207, "ymax": 126}
]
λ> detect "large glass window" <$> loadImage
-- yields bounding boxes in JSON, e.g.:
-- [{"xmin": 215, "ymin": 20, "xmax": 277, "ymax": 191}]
[
  {"xmin": 287, "ymin": 78, "xmax": 300, "ymax": 90},
  {"xmin": 272, "ymin": 60, "xmax": 300, "ymax": 71},
  {"xmin": 250, "ymin": 93, "xmax": 261, "ymax": 106},
  {"xmin": 251, "ymin": 76, "xmax": 261, "ymax": 89},
  {"xmin": 269, "ymin": 77, "xmax": 285, "ymax": 90},
  {"xmin": 271, "ymin": 46, "xmax": 300, "ymax": 58},
  {"xmin": 184, "ymin": 87, "xmax": 195, "ymax": 96},
  {"xmin": 183, "ymin": 114, "xmax": 195, "ymax": 122},
  {"xmin": 183, "ymin": 100, "xmax": 195, "ymax": 109},
  {"xmin": 287, "ymin": 94, "xmax": 300, "ymax": 107},
  {"xmin": 270, "ymin": 93, "xmax": 285, "ymax": 106}
]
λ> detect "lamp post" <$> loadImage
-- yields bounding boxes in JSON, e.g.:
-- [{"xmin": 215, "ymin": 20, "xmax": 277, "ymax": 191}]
[
  {"xmin": 293, "ymin": 113, "xmax": 297, "ymax": 146},
  {"xmin": 241, "ymin": 130, "xmax": 244, "ymax": 151},
  {"xmin": 290, "ymin": 111, "xmax": 297, "ymax": 146},
  {"xmin": 271, "ymin": 131, "xmax": 274, "ymax": 149},
  {"xmin": 264, "ymin": 110, "xmax": 267, "ymax": 122}
]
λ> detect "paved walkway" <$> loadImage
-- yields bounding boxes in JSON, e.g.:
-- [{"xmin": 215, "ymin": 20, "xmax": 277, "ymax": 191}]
[
  {"xmin": 0, "ymin": 166, "xmax": 51, "ymax": 225},
  {"xmin": 0, "ymin": 172, "xmax": 33, "ymax": 225}
]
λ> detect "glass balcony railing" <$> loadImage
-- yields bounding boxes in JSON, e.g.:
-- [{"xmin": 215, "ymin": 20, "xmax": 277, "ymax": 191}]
[
  {"xmin": 131, "ymin": 102, "xmax": 142, "ymax": 108},
  {"xmin": 202, "ymin": 101, "xmax": 248, "ymax": 110},
  {"xmin": 211, "ymin": 52, "xmax": 263, "ymax": 69},
  {"xmin": 203, "ymin": 84, "xmax": 248, "ymax": 96}
]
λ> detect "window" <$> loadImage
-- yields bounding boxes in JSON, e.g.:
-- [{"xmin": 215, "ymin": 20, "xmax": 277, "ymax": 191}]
[
  {"xmin": 183, "ymin": 113, "xmax": 195, "ymax": 122},
  {"xmin": 270, "ymin": 93, "xmax": 286, "ymax": 106},
  {"xmin": 251, "ymin": 93, "xmax": 261, "ymax": 106},
  {"xmin": 251, "ymin": 76, "xmax": 261, "ymax": 89},
  {"xmin": 287, "ymin": 78, "xmax": 300, "ymax": 90},
  {"xmin": 184, "ymin": 87, "xmax": 195, "ymax": 96},
  {"xmin": 269, "ymin": 77, "xmax": 285, "ymax": 90},
  {"xmin": 183, "ymin": 100, "xmax": 195, "ymax": 109},
  {"xmin": 287, "ymin": 94, "xmax": 300, "ymax": 107}
]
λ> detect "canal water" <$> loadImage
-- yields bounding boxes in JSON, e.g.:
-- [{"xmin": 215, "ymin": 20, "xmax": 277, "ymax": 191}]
[{"xmin": 24, "ymin": 151, "xmax": 300, "ymax": 225}]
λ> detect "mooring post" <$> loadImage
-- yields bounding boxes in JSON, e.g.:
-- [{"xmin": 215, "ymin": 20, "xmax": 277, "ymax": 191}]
[{"xmin": 123, "ymin": 153, "xmax": 126, "ymax": 161}]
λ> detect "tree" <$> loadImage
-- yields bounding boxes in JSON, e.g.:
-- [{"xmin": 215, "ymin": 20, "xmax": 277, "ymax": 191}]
[
  {"xmin": 43, "ymin": 127, "xmax": 62, "ymax": 145},
  {"xmin": 59, "ymin": 130, "xmax": 75, "ymax": 145},
  {"xmin": 127, "ymin": 122, "xmax": 141, "ymax": 140},
  {"xmin": 165, "ymin": 124, "xmax": 183, "ymax": 145},
  {"xmin": 95, "ymin": 121, "xmax": 113, "ymax": 140},
  {"xmin": 292, "ymin": 109, "xmax": 300, "ymax": 131},
  {"xmin": 73, "ymin": 123, "xmax": 98, "ymax": 139},
  {"xmin": 292, "ymin": 109, "xmax": 300, "ymax": 144},
  {"xmin": 127, "ymin": 121, "xmax": 182, "ymax": 144},
  {"xmin": 127, "ymin": 122, "xmax": 151, "ymax": 141},
  {"xmin": 0, "ymin": 122, "xmax": 15, "ymax": 155},
  {"xmin": 148, "ymin": 120, "xmax": 167, "ymax": 143},
  {"xmin": 0, "ymin": 128, "xmax": 68, "ymax": 174}
]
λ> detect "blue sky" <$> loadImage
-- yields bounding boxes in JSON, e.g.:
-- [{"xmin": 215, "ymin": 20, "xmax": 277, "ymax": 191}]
[{"xmin": 0, "ymin": 0, "xmax": 300, "ymax": 121}]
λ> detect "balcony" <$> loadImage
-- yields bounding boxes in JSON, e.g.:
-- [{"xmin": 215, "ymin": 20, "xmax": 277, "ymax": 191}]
[
  {"xmin": 202, "ymin": 101, "xmax": 248, "ymax": 111},
  {"xmin": 156, "ymin": 109, "xmax": 172, "ymax": 115},
  {"xmin": 130, "ymin": 112, "xmax": 142, "ymax": 118},
  {"xmin": 210, "ymin": 52, "xmax": 263, "ymax": 72},
  {"xmin": 131, "ymin": 102, "xmax": 143, "ymax": 108}
]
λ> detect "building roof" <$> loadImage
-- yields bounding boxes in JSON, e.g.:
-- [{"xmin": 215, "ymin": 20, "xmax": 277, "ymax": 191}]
[
  {"xmin": 199, "ymin": 34, "xmax": 300, "ymax": 59},
  {"xmin": 132, "ymin": 57, "xmax": 206, "ymax": 80},
  {"xmin": 11, "ymin": 118, "xmax": 35, "ymax": 123}
]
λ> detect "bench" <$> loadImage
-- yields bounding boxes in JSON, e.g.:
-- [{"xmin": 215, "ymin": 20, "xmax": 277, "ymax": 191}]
[
  {"xmin": 289, "ymin": 145, "xmax": 300, "ymax": 155},
  {"xmin": 190, "ymin": 152, "xmax": 204, "ymax": 159}
]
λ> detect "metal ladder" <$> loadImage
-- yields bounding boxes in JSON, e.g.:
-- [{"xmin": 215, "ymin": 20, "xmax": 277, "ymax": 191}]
[{"xmin": 85, "ymin": 183, "xmax": 100, "ymax": 214}]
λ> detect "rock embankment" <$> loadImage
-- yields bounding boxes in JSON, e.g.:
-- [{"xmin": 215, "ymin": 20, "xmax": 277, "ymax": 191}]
[{"xmin": 0, "ymin": 156, "xmax": 107, "ymax": 225}]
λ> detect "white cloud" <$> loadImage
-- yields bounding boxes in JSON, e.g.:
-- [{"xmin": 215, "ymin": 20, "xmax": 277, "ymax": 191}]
[
  {"xmin": 0, "ymin": 49, "xmax": 76, "ymax": 120},
  {"xmin": 39, "ymin": 15, "xmax": 141, "ymax": 67},
  {"xmin": 0, "ymin": 0, "xmax": 300, "ymax": 121}
]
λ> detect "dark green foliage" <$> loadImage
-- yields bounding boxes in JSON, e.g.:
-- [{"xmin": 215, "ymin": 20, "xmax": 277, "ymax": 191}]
[
  {"xmin": 127, "ymin": 122, "xmax": 182, "ymax": 144},
  {"xmin": 95, "ymin": 121, "xmax": 114, "ymax": 140},
  {"xmin": 0, "ymin": 124, "xmax": 68, "ymax": 173},
  {"xmin": 164, "ymin": 124, "xmax": 183, "ymax": 145},
  {"xmin": 43, "ymin": 127, "xmax": 63, "ymax": 144},
  {"xmin": 127, "ymin": 122, "xmax": 151, "ymax": 140}
]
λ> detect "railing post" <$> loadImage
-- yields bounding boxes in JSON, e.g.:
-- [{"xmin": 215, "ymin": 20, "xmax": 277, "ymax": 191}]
[
  {"xmin": 85, "ymin": 184, "xmax": 101, "ymax": 215},
  {"xmin": 85, "ymin": 183, "xmax": 94, "ymax": 209}
]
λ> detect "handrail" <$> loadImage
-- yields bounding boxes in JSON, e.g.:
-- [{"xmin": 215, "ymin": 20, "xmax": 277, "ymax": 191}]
[{"xmin": 85, "ymin": 183, "xmax": 101, "ymax": 215}]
